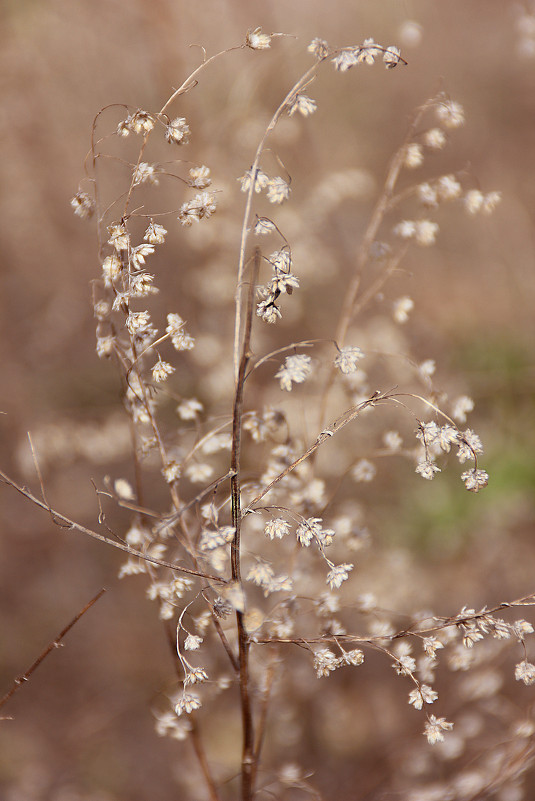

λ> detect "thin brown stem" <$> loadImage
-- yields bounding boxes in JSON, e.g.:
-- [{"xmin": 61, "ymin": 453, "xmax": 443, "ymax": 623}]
[
  {"xmin": 162, "ymin": 620, "xmax": 222, "ymax": 801},
  {"xmin": 0, "ymin": 588, "xmax": 106, "ymax": 713},
  {"xmin": 252, "ymin": 648, "xmax": 278, "ymax": 787},
  {"xmin": 244, "ymin": 390, "xmax": 394, "ymax": 514},
  {"xmin": 0, "ymin": 470, "xmax": 224, "ymax": 583},
  {"xmin": 318, "ymin": 96, "xmax": 440, "ymax": 433},
  {"xmin": 230, "ymin": 248, "xmax": 260, "ymax": 801},
  {"xmin": 189, "ymin": 720, "xmax": 222, "ymax": 801}
]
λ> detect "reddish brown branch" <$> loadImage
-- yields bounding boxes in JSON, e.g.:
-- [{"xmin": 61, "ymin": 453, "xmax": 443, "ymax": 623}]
[{"xmin": 0, "ymin": 588, "xmax": 106, "ymax": 714}]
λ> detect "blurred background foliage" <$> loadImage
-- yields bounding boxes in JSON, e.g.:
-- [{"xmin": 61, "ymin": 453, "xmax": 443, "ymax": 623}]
[{"xmin": 0, "ymin": 1, "xmax": 534, "ymax": 799}]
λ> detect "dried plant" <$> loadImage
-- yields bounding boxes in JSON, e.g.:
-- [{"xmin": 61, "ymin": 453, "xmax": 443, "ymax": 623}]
[{"xmin": 2, "ymin": 27, "xmax": 535, "ymax": 801}]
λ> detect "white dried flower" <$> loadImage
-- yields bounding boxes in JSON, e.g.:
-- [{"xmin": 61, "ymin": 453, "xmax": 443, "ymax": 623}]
[
  {"xmin": 178, "ymin": 192, "xmax": 217, "ymax": 225},
  {"xmin": 383, "ymin": 430, "xmax": 402, "ymax": 451},
  {"xmin": 245, "ymin": 27, "xmax": 271, "ymax": 50},
  {"xmin": 314, "ymin": 648, "xmax": 339, "ymax": 677},
  {"xmin": 130, "ymin": 272, "xmax": 157, "ymax": 297},
  {"xmin": 185, "ymin": 463, "xmax": 214, "ymax": 483},
  {"xmin": 126, "ymin": 310, "xmax": 151, "ymax": 335},
  {"xmin": 287, "ymin": 94, "xmax": 317, "ymax": 117},
  {"xmin": 96, "ymin": 335, "xmax": 114, "ymax": 358},
  {"xmin": 332, "ymin": 49, "xmax": 358, "ymax": 71},
  {"xmin": 130, "ymin": 243, "xmax": 155, "ymax": 271},
  {"xmin": 114, "ymin": 478, "xmax": 135, "ymax": 500},
  {"xmin": 383, "ymin": 45, "xmax": 402, "ymax": 68},
  {"xmin": 256, "ymin": 300, "xmax": 282, "ymax": 324},
  {"xmin": 107, "ymin": 223, "xmax": 130, "ymax": 251},
  {"xmin": 351, "ymin": 459, "xmax": 376, "ymax": 483},
  {"xmin": 393, "ymin": 220, "xmax": 417, "ymax": 239},
  {"xmin": 419, "ymin": 359, "xmax": 436, "ymax": 378},
  {"xmin": 131, "ymin": 110, "xmax": 155, "ymax": 135},
  {"xmin": 308, "ymin": 38, "xmax": 330, "ymax": 60},
  {"xmin": 437, "ymin": 174, "xmax": 462, "ymax": 200},
  {"xmin": 456, "ymin": 429, "xmax": 483, "ymax": 463},
  {"xmin": 253, "ymin": 217, "xmax": 276, "ymax": 235},
  {"xmin": 165, "ymin": 117, "xmax": 190, "ymax": 145},
  {"xmin": 185, "ymin": 668, "xmax": 208, "ymax": 686},
  {"xmin": 240, "ymin": 167, "xmax": 270, "ymax": 194},
  {"xmin": 266, "ymin": 177, "xmax": 291, "ymax": 204},
  {"xmin": 409, "ymin": 684, "xmax": 438, "ymax": 710},
  {"xmin": 155, "ymin": 711, "xmax": 191, "ymax": 741},
  {"xmin": 393, "ymin": 295, "xmax": 414, "ymax": 323},
  {"xmin": 481, "ymin": 191, "xmax": 501, "ymax": 214},
  {"xmin": 424, "ymin": 127, "xmax": 447, "ymax": 149},
  {"xmin": 102, "ymin": 254, "xmax": 122, "ymax": 285},
  {"xmin": 414, "ymin": 220, "xmax": 439, "ymax": 246},
  {"xmin": 417, "ymin": 422, "xmax": 440, "ymax": 445},
  {"xmin": 264, "ymin": 518, "xmax": 291, "ymax": 540},
  {"xmin": 340, "ymin": 648, "xmax": 365, "ymax": 666},
  {"xmin": 461, "ymin": 468, "xmax": 489, "ymax": 492},
  {"xmin": 424, "ymin": 715, "xmax": 454, "ymax": 744},
  {"xmin": 162, "ymin": 460, "xmax": 181, "ymax": 483},
  {"xmin": 152, "ymin": 360, "xmax": 175, "ymax": 383},
  {"xmin": 296, "ymin": 517, "xmax": 323, "ymax": 547},
  {"xmin": 144, "ymin": 222, "xmax": 167, "ymax": 244},
  {"xmin": 464, "ymin": 189, "xmax": 484, "ymax": 214},
  {"xmin": 334, "ymin": 346, "xmax": 364, "ymax": 375},
  {"xmin": 452, "ymin": 395, "xmax": 474, "ymax": 423},
  {"xmin": 184, "ymin": 634, "xmax": 203, "ymax": 651},
  {"xmin": 177, "ymin": 398, "xmax": 203, "ymax": 420},
  {"xmin": 357, "ymin": 39, "xmax": 381, "ymax": 64},
  {"xmin": 394, "ymin": 654, "xmax": 417, "ymax": 675},
  {"xmin": 326, "ymin": 563, "xmax": 353, "ymax": 589},
  {"xmin": 404, "ymin": 143, "xmax": 424, "ymax": 168},
  {"xmin": 275, "ymin": 354, "xmax": 312, "ymax": 391},
  {"xmin": 423, "ymin": 637, "xmax": 444, "ymax": 659},
  {"xmin": 71, "ymin": 191, "xmax": 95, "ymax": 219},
  {"xmin": 436, "ymin": 99, "xmax": 465, "ymax": 129},
  {"xmin": 188, "ymin": 165, "xmax": 211, "ymax": 189},
  {"xmin": 175, "ymin": 692, "xmax": 202, "ymax": 716},
  {"xmin": 515, "ymin": 661, "xmax": 535, "ymax": 685},
  {"xmin": 132, "ymin": 162, "xmax": 158, "ymax": 187},
  {"xmin": 415, "ymin": 460, "xmax": 441, "ymax": 480},
  {"xmin": 418, "ymin": 182, "xmax": 438, "ymax": 207},
  {"xmin": 513, "ymin": 620, "xmax": 535, "ymax": 638}
]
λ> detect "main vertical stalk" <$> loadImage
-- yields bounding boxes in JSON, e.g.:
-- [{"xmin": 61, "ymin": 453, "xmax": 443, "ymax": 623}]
[{"xmin": 231, "ymin": 248, "xmax": 260, "ymax": 801}]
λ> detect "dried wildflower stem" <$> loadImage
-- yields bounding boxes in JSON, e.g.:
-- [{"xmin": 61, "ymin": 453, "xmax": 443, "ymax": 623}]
[
  {"xmin": 244, "ymin": 390, "xmax": 393, "ymax": 514},
  {"xmin": 234, "ymin": 65, "xmax": 320, "ymax": 378},
  {"xmin": 163, "ymin": 620, "xmax": 222, "ymax": 801},
  {"xmin": 189, "ymin": 720, "xmax": 222, "ymax": 801},
  {"xmin": 158, "ymin": 45, "xmax": 242, "ymax": 118},
  {"xmin": 251, "ymin": 649, "xmax": 278, "ymax": 787},
  {"xmin": 231, "ymin": 248, "xmax": 260, "ymax": 801},
  {"xmin": 0, "ymin": 470, "xmax": 223, "ymax": 582},
  {"xmin": 317, "ymin": 99, "xmax": 439, "ymax": 432},
  {"xmin": 0, "ymin": 588, "xmax": 106, "ymax": 713},
  {"xmin": 335, "ymin": 97, "xmax": 437, "ymax": 348}
]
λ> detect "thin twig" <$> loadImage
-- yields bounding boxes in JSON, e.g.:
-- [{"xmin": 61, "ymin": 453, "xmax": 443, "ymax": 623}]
[
  {"xmin": 243, "ymin": 390, "xmax": 394, "ymax": 514},
  {"xmin": 0, "ymin": 470, "xmax": 224, "ymax": 583},
  {"xmin": 0, "ymin": 588, "xmax": 106, "ymax": 714}
]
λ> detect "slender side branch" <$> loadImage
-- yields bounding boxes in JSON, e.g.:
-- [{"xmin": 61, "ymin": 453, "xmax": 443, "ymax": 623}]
[
  {"xmin": 0, "ymin": 470, "xmax": 224, "ymax": 583},
  {"xmin": 234, "ymin": 64, "xmax": 321, "ymax": 378},
  {"xmin": 244, "ymin": 390, "xmax": 394, "ymax": 513},
  {"xmin": 0, "ymin": 588, "xmax": 106, "ymax": 713}
]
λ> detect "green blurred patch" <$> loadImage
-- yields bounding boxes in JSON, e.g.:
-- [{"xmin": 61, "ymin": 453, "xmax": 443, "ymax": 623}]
[{"xmin": 381, "ymin": 333, "xmax": 535, "ymax": 553}]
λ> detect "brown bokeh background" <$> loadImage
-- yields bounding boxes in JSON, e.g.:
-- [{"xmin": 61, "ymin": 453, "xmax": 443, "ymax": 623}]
[{"xmin": 1, "ymin": 1, "xmax": 534, "ymax": 799}]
